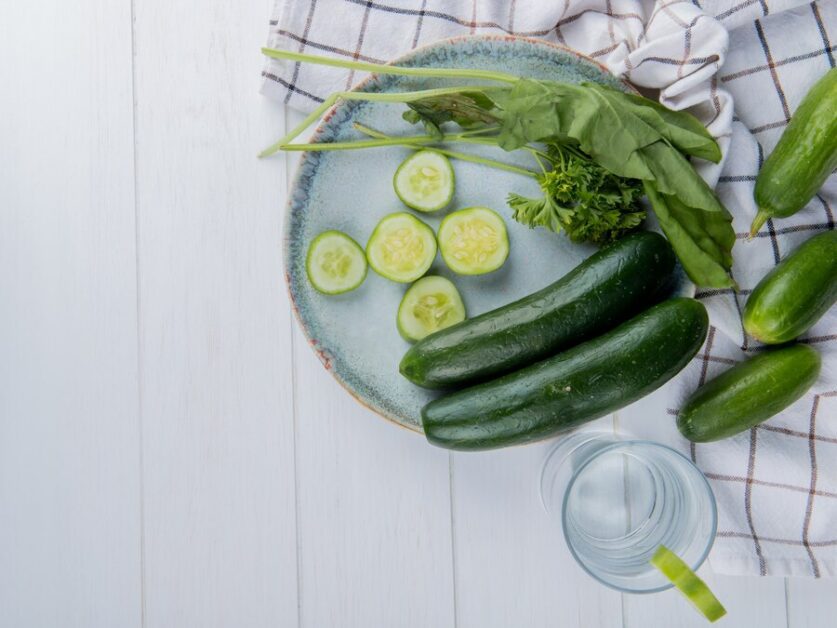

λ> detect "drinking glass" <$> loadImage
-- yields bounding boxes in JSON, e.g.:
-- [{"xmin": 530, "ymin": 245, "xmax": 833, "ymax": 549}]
[{"xmin": 540, "ymin": 431, "xmax": 717, "ymax": 593}]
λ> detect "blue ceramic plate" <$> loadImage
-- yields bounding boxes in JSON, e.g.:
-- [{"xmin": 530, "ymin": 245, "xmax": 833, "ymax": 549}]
[{"xmin": 285, "ymin": 35, "xmax": 687, "ymax": 433}]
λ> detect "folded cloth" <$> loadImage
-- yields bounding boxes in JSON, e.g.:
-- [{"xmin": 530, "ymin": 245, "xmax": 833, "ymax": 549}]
[{"xmin": 262, "ymin": 0, "xmax": 836, "ymax": 577}]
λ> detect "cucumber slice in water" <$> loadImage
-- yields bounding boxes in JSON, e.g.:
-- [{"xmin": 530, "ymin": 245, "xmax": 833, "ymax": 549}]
[
  {"xmin": 651, "ymin": 546, "xmax": 727, "ymax": 623},
  {"xmin": 367, "ymin": 212, "xmax": 437, "ymax": 283},
  {"xmin": 397, "ymin": 276, "xmax": 466, "ymax": 342},
  {"xmin": 393, "ymin": 150, "xmax": 455, "ymax": 213},
  {"xmin": 438, "ymin": 207, "xmax": 509, "ymax": 275},
  {"xmin": 306, "ymin": 230, "xmax": 367, "ymax": 295}
]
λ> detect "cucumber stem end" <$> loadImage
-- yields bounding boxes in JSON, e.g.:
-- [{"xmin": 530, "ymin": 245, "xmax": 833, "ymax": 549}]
[{"xmin": 749, "ymin": 211, "xmax": 769, "ymax": 238}]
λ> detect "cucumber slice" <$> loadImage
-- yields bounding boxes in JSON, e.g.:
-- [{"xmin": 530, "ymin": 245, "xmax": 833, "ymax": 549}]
[
  {"xmin": 393, "ymin": 150, "xmax": 455, "ymax": 213},
  {"xmin": 438, "ymin": 207, "xmax": 509, "ymax": 275},
  {"xmin": 651, "ymin": 545, "xmax": 727, "ymax": 623},
  {"xmin": 306, "ymin": 230, "xmax": 367, "ymax": 295},
  {"xmin": 366, "ymin": 212, "xmax": 437, "ymax": 283},
  {"xmin": 397, "ymin": 276, "xmax": 466, "ymax": 342}
]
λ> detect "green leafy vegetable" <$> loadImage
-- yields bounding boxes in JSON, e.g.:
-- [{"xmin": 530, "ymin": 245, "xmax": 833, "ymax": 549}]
[
  {"xmin": 644, "ymin": 182, "xmax": 736, "ymax": 289},
  {"xmin": 406, "ymin": 79, "xmax": 733, "ymax": 286},
  {"xmin": 403, "ymin": 91, "xmax": 499, "ymax": 137},
  {"xmin": 259, "ymin": 48, "xmax": 736, "ymax": 288},
  {"xmin": 508, "ymin": 145, "xmax": 645, "ymax": 244},
  {"xmin": 602, "ymin": 87, "xmax": 722, "ymax": 162}
]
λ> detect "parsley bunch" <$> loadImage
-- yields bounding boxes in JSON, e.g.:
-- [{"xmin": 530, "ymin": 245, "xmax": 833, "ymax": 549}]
[{"xmin": 508, "ymin": 144, "xmax": 645, "ymax": 245}]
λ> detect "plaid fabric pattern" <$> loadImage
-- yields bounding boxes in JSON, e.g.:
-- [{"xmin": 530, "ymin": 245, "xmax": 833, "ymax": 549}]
[
  {"xmin": 262, "ymin": 0, "xmax": 836, "ymax": 576},
  {"xmin": 668, "ymin": 0, "xmax": 837, "ymax": 577},
  {"xmin": 262, "ymin": 0, "xmax": 724, "ymax": 110}
]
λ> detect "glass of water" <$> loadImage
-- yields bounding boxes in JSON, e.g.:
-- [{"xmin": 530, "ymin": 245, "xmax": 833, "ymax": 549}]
[{"xmin": 540, "ymin": 431, "xmax": 717, "ymax": 593}]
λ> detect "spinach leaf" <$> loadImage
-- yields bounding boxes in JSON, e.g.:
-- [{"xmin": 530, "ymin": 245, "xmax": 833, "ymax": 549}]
[
  {"xmin": 584, "ymin": 84, "xmax": 722, "ymax": 163},
  {"xmin": 493, "ymin": 80, "xmax": 660, "ymax": 181},
  {"xmin": 644, "ymin": 182, "xmax": 736, "ymax": 288},
  {"xmin": 489, "ymin": 80, "xmax": 573, "ymax": 149},
  {"xmin": 640, "ymin": 141, "xmax": 725, "ymax": 214},
  {"xmin": 403, "ymin": 91, "xmax": 499, "ymax": 137}
]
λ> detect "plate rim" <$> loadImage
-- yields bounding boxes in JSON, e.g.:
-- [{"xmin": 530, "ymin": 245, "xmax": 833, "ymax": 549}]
[{"xmin": 283, "ymin": 34, "xmax": 635, "ymax": 435}]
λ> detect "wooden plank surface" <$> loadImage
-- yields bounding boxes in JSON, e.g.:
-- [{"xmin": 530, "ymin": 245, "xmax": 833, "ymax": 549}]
[
  {"xmin": 449, "ymin": 429, "xmax": 624, "ymax": 628},
  {"xmin": 787, "ymin": 579, "xmax": 836, "ymax": 628},
  {"xmin": 132, "ymin": 1, "xmax": 298, "ymax": 626},
  {"xmin": 4, "ymin": 2, "xmax": 837, "ymax": 627},
  {"xmin": 0, "ymin": 1, "xmax": 142, "ymax": 627},
  {"xmin": 623, "ymin": 571, "xmax": 789, "ymax": 628}
]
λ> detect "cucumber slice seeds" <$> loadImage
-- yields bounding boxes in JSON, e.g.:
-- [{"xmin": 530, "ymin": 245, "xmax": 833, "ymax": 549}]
[
  {"xmin": 393, "ymin": 150, "xmax": 455, "ymax": 213},
  {"xmin": 397, "ymin": 276, "xmax": 466, "ymax": 342},
  {"xmin": 366, "ymin": 212, "xmax": 437, "ymax": 283},
  {"xmin": 306, "ymin": 230, "xmax": 368, "ymax": 294},
  {"xmin": 651, "ymin": 545, "xmax": 727, "ymax": 623},
  {"xmin": 438, "ymin": 207, "xmax": 509, "ymax": 275}
]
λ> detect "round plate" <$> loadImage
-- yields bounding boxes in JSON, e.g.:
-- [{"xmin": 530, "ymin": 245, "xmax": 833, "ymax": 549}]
[{"xmin": 285, "ymin": 35, "xmax": 678, "ymax": 432}]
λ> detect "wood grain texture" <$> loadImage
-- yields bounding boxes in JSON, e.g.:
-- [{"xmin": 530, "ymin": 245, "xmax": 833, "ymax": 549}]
[
  {"xmin": 624, "ymin": 571, "xmax": 789, "ymax": 628},
  {"xmin": 4, "ymin": 1, "xmax": 837, "ymax": 626},
  {"xmin": 787, "ymin": 579, "xmax": 836, "ymax": 628},
  {"xmin": 291, "ymin": 327, "xmax": 456, "ymax": 628},
  {"xmin": 0, "ymin": 1, "xmax": 142, "ymax": 627},
  {"xmin": 133, "ymin": 1, "xmax": 298, "ymax": 626},
  {"xmin": 449, "ymin": 420, "xmax": 623, "ymax": 628}
]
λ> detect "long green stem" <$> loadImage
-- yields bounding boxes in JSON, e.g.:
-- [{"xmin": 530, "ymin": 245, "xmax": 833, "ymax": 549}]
[
  {"xmin": 278, "ymin": 123, "xmax": 535, "ymax": 177},
  {"xmin": 351, "ymin": 123, "xmax": 404, "ymax": 140},
  {"xmin": 436, "ymin": 136, "xmax": 548, "ymax": 167},
  {"xmin": 351, "ymin": 123, "xmax": 537, "ymax": 178},
  {"xmin": 262, "ymin": 48, "xmax": 520, "ymax": 85},
  {"xmin": 354, "ymin": 123, "xmax": 546, "ymax": 175},
  {"xmin": 279, "ymin": 137, "xmax": 428, "ymax": 151},
  {"xmin": 405, "ymin": 147, "xmax": 537, "ymax": 178},
  {"xmin": 259, "ymin": 86, "xmax": 505, "ymax": 157},
  {"xmin": 277, "ymin": 133, "xmax": 500, "ymax": 151},
  {"xmin": 455, "ymin": 126, "xmax": 501, "ymax": 137},
  {"xmin": 260, "ymin": 94, "xmax": 338, "ymax": 158}
]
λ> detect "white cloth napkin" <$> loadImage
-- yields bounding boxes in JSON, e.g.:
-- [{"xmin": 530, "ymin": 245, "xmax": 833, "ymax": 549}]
[{"xmin": 262, "ymin": 0, "xmax": 837, "ymax": 577}]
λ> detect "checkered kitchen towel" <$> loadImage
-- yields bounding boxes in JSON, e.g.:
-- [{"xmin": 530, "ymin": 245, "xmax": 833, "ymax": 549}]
[{"xmin": 262, "ymin": 0, "xmax": 836, "ymax": 576}]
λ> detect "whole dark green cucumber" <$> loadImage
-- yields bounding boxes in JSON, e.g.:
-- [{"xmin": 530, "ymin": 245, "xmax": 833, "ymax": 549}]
[
  {"xmin": 422, "ymin": 298, "xmax": 707, "ymax": 451},
  {"xmin": 743, "ymin": 231, "xmax": 837, "ymax": 344},
  {"xmin": 400, "ymin": 231, "xmax": 676, "ymax": 389},
  {"xmin": 751, "ymin": 68, "xmax": 837, "ymax": 236},
  {"xmin": 677, "ymin": 344, "xmax": 821, "ymax": 443}
]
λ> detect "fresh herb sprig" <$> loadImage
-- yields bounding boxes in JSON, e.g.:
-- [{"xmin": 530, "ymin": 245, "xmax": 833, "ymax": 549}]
[
  {"xmin": 508, "ymin": 144, "xmax": 645, "ymax": 245},
  {"xmin": 261, "ymin": 48, "xmax": 735, "ymax": 289}
]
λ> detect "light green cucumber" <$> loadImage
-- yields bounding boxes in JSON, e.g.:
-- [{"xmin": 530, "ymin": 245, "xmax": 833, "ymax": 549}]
[
  {"xmin": 393, "ymin": 150, "xmax": 455, "ymax": 212},
  {"xmin": 397, "ymin": 276, "xmax": 465, "ymax": 342},
  {"xmin": 366, "ymin": 212, "xmax": 437, "ymax": 283},
  {"xmin": 743, "ymin": 230, "xmax": 837, "ymax": 344},
  {"xmin": 651, "ymin": 546, "xmax": 726, "ymax": 623},
  {"xmin": 751, "ymin": 68, "xmax": 837, "ymax": 235},
  {"xmin": 305, "ymin": 230, "xmax": 367, "ymax": 294},
  {"xmin": 437, "ymin": 207, "xmax": 509, "ymax": 275},
  {"xmin": 677, "ymin": 344, "xmax": 822, "ymax": 443}
]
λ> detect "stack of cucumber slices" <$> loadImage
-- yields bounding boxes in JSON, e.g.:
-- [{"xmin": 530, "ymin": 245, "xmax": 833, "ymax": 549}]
[{"xmin": 305, "ymin": 150, "xmax": 509, "ymax": 342}]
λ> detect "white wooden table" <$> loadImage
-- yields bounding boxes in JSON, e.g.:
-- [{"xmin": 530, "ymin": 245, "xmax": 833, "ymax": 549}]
[{"xmin": 1, "ymin": 2, "xmax": 834, "ymax": 627}]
